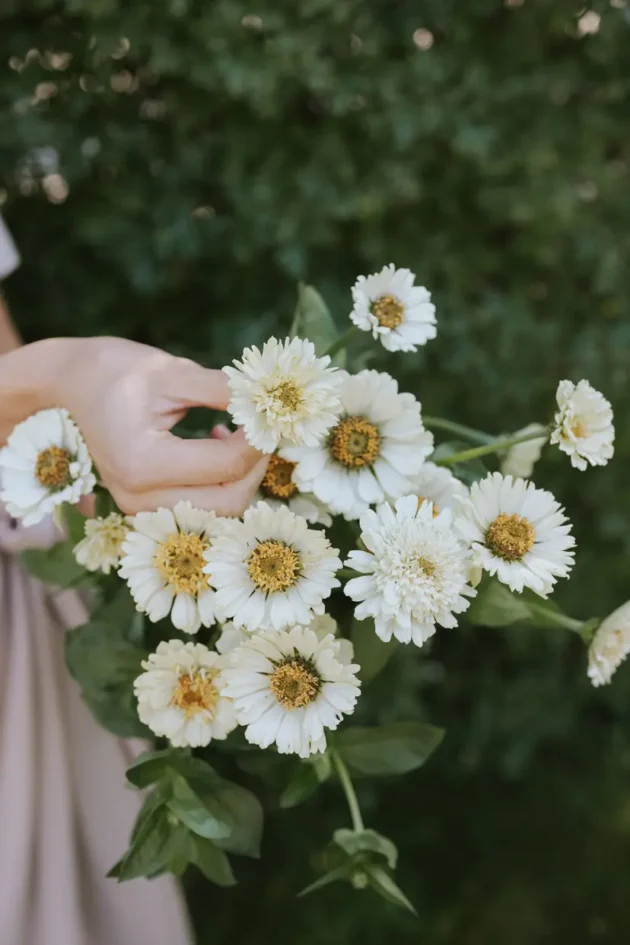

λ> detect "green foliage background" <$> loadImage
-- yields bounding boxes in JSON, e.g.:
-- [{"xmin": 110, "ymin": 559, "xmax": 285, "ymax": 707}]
[{"xmin": 2, "ymin": 1, "xmax": 630, "ymax": 941}]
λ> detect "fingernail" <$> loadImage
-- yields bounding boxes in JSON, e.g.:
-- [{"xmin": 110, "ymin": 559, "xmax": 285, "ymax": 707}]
[{"xmin": 213, "ymin": 423, "xmax": 232, "ymax": 439}]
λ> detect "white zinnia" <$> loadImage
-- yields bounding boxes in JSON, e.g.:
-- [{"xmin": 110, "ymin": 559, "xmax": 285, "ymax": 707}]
[
  {"xmin": 215, "ymin": 612, "xmax": 354, "ymax": 664},
  {"xmin": 222, "ymin": 625, "xmax": 360, "ymax": 757},
  {"xmin": 119, "ymin": 501, "xmax": 221, "ymax": 634},
  {"xmin": 550, "ymin": 379, "xmax": 614, "ymax": 470},
  {"xmin": 0, "ymin": 407, "xmax": 95, "ymax": 526},
  {"xmin": 223, "ymin": 336, "xmax": 343, "ymax": 453},
  {"xmin": 587, "ymin": 601, "xmax": 630, "ymax": 687},
  {"xmin": 350, "ymin": 264, "xmax": 436, "ymax": 353},
  {"xmin": 282, "ymin": 369, "xmax": 434, "ymax": 521},
  {"xmin": 345, "ymin": 496, "xmax": 475, "ymax": 647},
  {"xmin": 255, "ymin": 452, "xmax": 332, "ymax": 526},
  {"xmin": 73, "ymin": 512, "xmax": 130, "ymax": 574},
  {"xmin": 500, "ymin": 423, "xmax": 547, "ymax": 479},
  {"xmin": 134, "ymin": 639, "xmax": 236, "ymax": 747},
  {"xmin": 407, "ymin": 461, "xmax": 468, "ymax": 514},
  {"xmin": 204, "ymin": 502, "xmax": 341, "ymax": 632},
  {"xmin": 454, "ymin": 472, "xmax": 575, "ymax": 596}
]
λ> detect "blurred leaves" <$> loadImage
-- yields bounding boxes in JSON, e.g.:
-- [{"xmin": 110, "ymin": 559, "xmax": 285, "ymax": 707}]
[{"xmin": 336, "ymin": 723, "xmax": 445, "ymax": 777}]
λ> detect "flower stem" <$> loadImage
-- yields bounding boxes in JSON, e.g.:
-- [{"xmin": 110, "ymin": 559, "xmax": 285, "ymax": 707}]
[
  {"xmin": 423, "ymin": 416, "xmax": 494, "ymax": 446},
  {"xmin": 435, "ymin": 429, "xmax": 549, "ymax": 467},
  {"xmin": 330, "ymin": 747, "xmax": 364, "ymax": 833},
  {"xmin": 325, "ymin": 326, "xmax": 360, "ymax": 360},
  {"xmin": 525, "ymin": 601, "xmax": 585, "ymax": 635}
]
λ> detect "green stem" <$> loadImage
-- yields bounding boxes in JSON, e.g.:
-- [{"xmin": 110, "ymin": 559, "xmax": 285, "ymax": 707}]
[
  {"xmin": 337, "ymin": 567, "xmax": 358, "ymax": 580},
  {"xmin": 423, "ymin": 416, "xmax": 494, "ymax": 446},
  {"xmin": 325, "ymin": 326, "xmax": 360, "ymax": 360},
  {"xmin": 435, "ymin": 429, "xmax": 549, "ymax": 467},
  {"xmin": 526, "ymin": 602, "xmax": 585, "ymax": 636},
  {"xmin": 330, "ymin": 748, "xmax": 364, "ymax": 833}
]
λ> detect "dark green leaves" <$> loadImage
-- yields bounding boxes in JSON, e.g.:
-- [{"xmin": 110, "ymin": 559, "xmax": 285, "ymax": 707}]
[
  {"xmin": 467, "ymin": 577, "xmax": 583, "ymax": 633},
  {"xmin": 336, "ymin": 722, "xmax": 445, "ymax": 777},
  {"xmin": 350, "ymin": 619, "xmax": 398, "ymax": 682},
  {"xmin": 290, "ymin": 283, "xmax": 346, "ymax": 368},
  {"xmin": 21, "ymin": 540, "xmax": 91, "ymax": 589},
  {"xmin": 279, "ymin": 752, "xmax": 332, "ymax": 809}
]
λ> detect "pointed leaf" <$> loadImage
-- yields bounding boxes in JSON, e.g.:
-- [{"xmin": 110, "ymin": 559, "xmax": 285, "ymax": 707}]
[
  {"xmin": 280, "ymin": 763, "xmax": 321, "ymax": 809},
  {"xmin": 366, "ymin": 865, "xmax": 417, "ymax": 914},
  {"xmin": 191, "ymin": 836, "xmax": 237, "ymax": 887},
  {"xmin": 333, "ymin": 828, "xmax": 398, "ymax": 870},
  {"xmin": 466, "ymin": 578, "xmax": 532, "ymax": 628},
  {"xmin": 297, "ymin": 863, "xmax": 353, "ymax": 898},
  {"xmin": 351, "ymin": 620, "xmax": 398, "ymax": 682},
  {"xmin": 337, "ymin": 722, "xmax": 445, "ymax": 777},
  {"xmin": 112, "ymin": 804, "xmax": 173, "ymax": 882},
  {"xmin": 290, "ymin": 283, "xmax": 345, "ymax": 368},
  {"xmin": 64, "ymin": 503, "xmax": 88, "ymax": 545},
  {"xmin": 126, "ymin": 749, "xmax": 183, "ymax": 789},
  {"xmin": 167, "ymin": 773, "xmax": 232, "ymax": 841}
]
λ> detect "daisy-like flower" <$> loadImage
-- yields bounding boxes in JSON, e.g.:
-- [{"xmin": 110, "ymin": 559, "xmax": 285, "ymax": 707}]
[
  {"xmin": 550, "ymin": 379, "xmax": 614, "ymax": 471},
  {"xmin": 407, "ymin": 462, "xmax": 468, "ymax": 515},
  {"xmin": 119, "ymin": 501, "xmax": 221, "ymax": 634},
  {"xmin": 344, "ymin": 496, "xmax": 475, "ymax": 647},
  {"xmin": 215, "ymin": 612, "xmax": 355, "ymax": 663},
  {"xmin": 454, "ymin": 472, "xmax": 575, "ymax": 595},
  {"xmin": 223, "ymin": 336, "xmax": 343, "ymax": 453},
  {"xmin": 500, "ymin": 423, "xmax": 548, "ymax": 479},
  {"xmin": 204, "ymin": 502, "xmax": 341, "ymax": 632},
  {"xmin": 134, "ymin": 639, "xmax": 236, "ymax": 747},
  {"xmin": 73, "ymin": 512, "xmax": 130, "ymax": 574},
  {"xmin": 222, "ymin": 625, "xmax": 360, "ymax": 757},
  {"xmin": 282, "ymin": 369, "xmax": 434, "ymax": 521},
  {"xmin": 587, "ymin": 601, "xmax": 630, "ymax": 687},
  {"xmin": 350, "ymin": 264, "xmax": 436, "ymax": 353},
  {"xmin": 0, "ymin": 407, "xmax": 95, "ymax": 526},
  {"xmin": 256, "ymin": 452, "xmax": 332, "ymax": 526}
]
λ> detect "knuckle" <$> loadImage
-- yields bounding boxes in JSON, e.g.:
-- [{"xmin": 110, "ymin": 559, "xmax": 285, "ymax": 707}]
[{"xmin": 112, "ymin": 453, "xmax": 149, "ymax": 492}]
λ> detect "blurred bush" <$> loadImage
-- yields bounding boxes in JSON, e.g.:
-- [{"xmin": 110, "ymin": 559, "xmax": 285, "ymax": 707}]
[{"xmin": 2, "ymin": 1, "xmax": 630, "ymax": 941}]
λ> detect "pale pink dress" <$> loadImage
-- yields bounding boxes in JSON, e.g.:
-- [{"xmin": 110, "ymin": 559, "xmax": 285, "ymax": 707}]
[{"xmin": 0, "ymin": 220, "xmax": 193, "ymax": 945}]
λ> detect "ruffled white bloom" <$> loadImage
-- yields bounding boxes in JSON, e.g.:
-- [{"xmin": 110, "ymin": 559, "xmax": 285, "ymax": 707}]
[
  {"xmin": 454, "ymin": 472, "xmax": 575, "ymax": 595},
  {"xmin": 350, "ymin": 264, "xmax": 437, "ymax": 353},
  {"xmin": 500, "ymin": 423, "xmax": 547, "ymax": 479},
  {"xmin": 587, "ymin": 601, "xmax": 630, "ymax": 687},
  {"xmin": 223, "ymin": 336, "xmax": 343, "ymax": 453},
  {"xmin": 215, "ymin": 612, "xmax": 355, "ymax": 664},
  {"xmin": 550, "ymin": 379, "xmax": 614, "ymax": 471},
  {"xmin": 345, "ymin": 496, "xmax": 475, "ymax": 646},
  {"xmin": 222, "ymin": 625, "xmax": 360, "ymax": 757},
  {"xmin": 134, "ymin": 639, "xmax": 236, "ymax": 747},
  {"xmin": 406, "ymin": 462, "xmax": 468, "ymax": 514},
  {"xmin": 73, "ymin": 512, "xmax": 130, "ymax": 574},
  {"xmin": 119, "ymin": 501, "xmax": 221, "ymax": 634},
  {"xmin": 282, "ymin": 370, "xmax": 434, "ymax": 521},
  {"xmin": 0, "ymin": 407, "xmax": 95, "ymax": 526},
  {"xmin": 204, "ymin": 502, "xmax": 341, "ymax": 631},
  {"xmin": 255, "ymin": 452, "xmax": 332, "ymax": 526}
]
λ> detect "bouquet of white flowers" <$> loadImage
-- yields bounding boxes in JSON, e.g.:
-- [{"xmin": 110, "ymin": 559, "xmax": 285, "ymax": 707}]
[{"xmin": 2, "ymin": 267, "xmax": 621, "ymax": 911}]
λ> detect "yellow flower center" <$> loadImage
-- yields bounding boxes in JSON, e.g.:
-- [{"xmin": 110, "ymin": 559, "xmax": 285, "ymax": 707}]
[
  {"xmin": 569, "ymin": 418, "xmax": 588, "ymax": 439},
  {"xmin": 171, "ymin": 670, "xmax": 219, "ymax": 718},
  {"xmin": 154, "ymin": 532, "xmax": 208, "ymax": 595},
  {"xmin": 270, "ymin": 380, "xmax": 303, "ymax": 413},
  {"xmin": 35, "ymin": 446, "xmax": 73, "ymax": 489},
  {"xmin": 485, "ymin": 513, "xmax": 535, "ymax": 561},
  {"xmin": 329, "ymin": 416, "xmax": 381, "ymax": 468},
  {"xmin": 370, "ymin": 294, "xmax": 404, "ymax": 329},
  {"xmin": 260, "ymin": 453, "xmax": 298, "ymax": 500},
  {"xmin": 247, "ymin": 540, "xmax": 302, "ymax": 593},
  {"xmin": 269, "ymin": 657, "xmax": 321, "ymax": 709},
  {"xmin": 416, "ymin": 496, "xmax": 439, "ymax": 517},
  {"xmin": 417, "ymin": 556, "xmax": 437, "ymax": 577}
]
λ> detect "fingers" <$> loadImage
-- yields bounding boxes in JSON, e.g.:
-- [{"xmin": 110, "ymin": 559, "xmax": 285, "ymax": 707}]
[
  {"xmin": 169, "ymin": 361, "xmax": 232, "ymax": 411},
  {"xmin": 114, "ymin": 454, "xmax": 269, "ymax": 518},
  {"xmin": 210, "ymin": 423, "xmax": 232, "ymax": 441},
  {"xmin": 133, "ymin": 428, "xmax": 262, "ymax": 490}
]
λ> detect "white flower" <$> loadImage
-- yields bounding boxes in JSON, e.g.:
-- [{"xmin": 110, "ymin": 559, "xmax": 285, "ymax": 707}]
[
  {"xmin": 350, "ymin": 264, "xmax": 436, "ymax": 353},
  {"xmin": 500, "ymin": 423, "xmax": 547, "ymax": 479},
  {"xmin": 223, "ymin": 336, "xmax": 343, "ymax": 453},
  {"xmin": 222, "ymin": 625, "xmax": 360, "ymax": 757},
  {"xmin": 0, "ymin": 407, "xmax": 95, "ymax": 526},
  {"xmin": 587, "ymin": 601, "xmax": 630, "ymax": 687},
  {"xmin": 344, "ymin": 496, "xmax": 475, "ymax": 647},
  {"xmin": 215, "ymin": 612, "xmax": 355, "ymax": 663},
  {"xmin": 282, "ymin": 369, "xmax": 434, "ymax": 521},
  {"xmin": 550, "ymin": 379, "xmax": 614, "ymax": 471},
  {"xmin": 406, "ymin": 462, "xmax": 468, "ymax": 514},
  {"xmin": 73, "ymin": 512, "xmax": 130, "ymax": 574},
  {"xmin": 119, "ymin": 501, "xmax": 221, "ymax": 634},
  {"xmin": 204, "ymin": 502, "xmax": 341, "ymax": 632},
  {"xmin": 454, "ymin": 472, "xmax": 575, "ymax": 595},
  {"xmin": 134, "ymin": 639, "xmax": 236, "ymax": 747},
  {"xmin": 255, "ymin": 452, "xmax": 332, "ymax": 525}
]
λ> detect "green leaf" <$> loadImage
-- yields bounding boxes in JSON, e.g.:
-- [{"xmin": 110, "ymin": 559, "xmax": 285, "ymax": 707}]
[
  {"xmin": 167, "ymin": 773, "xmax": 232, "ymax": 841},
  {"xmin": 81, "ymin": 686, "xmax": 149, "ymax": 738},
  {"xmin": 95, "ymin": 486, "xmax": 118, "ymax": 518},
  {"xmin": 337, "ymin": 722, "xmax": 445, "ymax": 777},
  {"xmin": 280, "ymin": 763, "xmax": 321, "ymax": 809},
  {"xmin": 163, "ymin": 827, "xmax": 195, "ymax": 876},
  {"xmin": 365, "ymin": 864, "xmax": 417, "ymax": 914},
  {"xmin": 21, "ymin": 541, "xmax": 90, "ymax": 588},
  {"xmin": 351, "ymin": 620, "xmax": 397, "ymax": 682},
  {"xmin": 111, "ymin": 803, "xmax": 173, "ymax": 882},
  {"xmin": 63, "ymin": 503, "xmax": 88, "ymax": 545},
  {"xmin": 209, "ymin": 778, "xmax": 264, "ymax": 858},
  {"xmin": 298, "ymin": 863, "xmax": 354, "ymax": 898},
  {"xmin": 126, "ymin": 749, "xmax": 184, "ymax": 789},
  {"xmin": 466, "ymin": 578, "xmax": 533, "ymax": 628},
  {"xmin": 290, "ymin": 283, "xmax": 346, "ymax": 368},
  {"xmin": 191, "ymin": 836, "xmax": 237, "ymax": 887},
  {"xmin": 333, "ymin": 828, "xmax": 398, "ymax": 870}
]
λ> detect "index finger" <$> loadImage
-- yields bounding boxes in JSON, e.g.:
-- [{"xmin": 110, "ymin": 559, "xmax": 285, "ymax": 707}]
[
  {"xmin": 170, "ymin": 361, "xmax": 232, "ymax": 411},
  {"xmin": 137, "ymin": 427, "xmax": 263, "ymax": 490}
]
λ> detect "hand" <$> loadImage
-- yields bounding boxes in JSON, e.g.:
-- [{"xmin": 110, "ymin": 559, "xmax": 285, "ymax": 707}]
[{"xmin": 49, "ymin": 337, "xmax": 267, "ymax": 515}]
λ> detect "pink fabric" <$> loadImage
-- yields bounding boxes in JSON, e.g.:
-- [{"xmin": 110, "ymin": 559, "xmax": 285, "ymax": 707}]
[{"xmin": 0, "ymin": 509, "xmax": 193, "ymax": 945}]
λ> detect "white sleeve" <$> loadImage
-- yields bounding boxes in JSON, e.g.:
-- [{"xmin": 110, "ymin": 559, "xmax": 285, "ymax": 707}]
[{"xmin": 0, "ymin": 216, "xmax": 20, "ymax": 281}]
